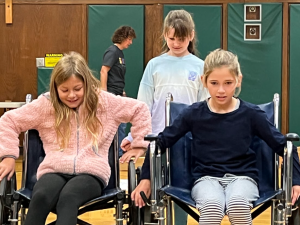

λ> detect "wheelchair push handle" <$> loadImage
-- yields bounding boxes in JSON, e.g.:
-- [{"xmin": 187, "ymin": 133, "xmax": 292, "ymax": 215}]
[
  {"xmin": 285, "ymin": 133, "xmax": 300, "ymax": 142},
  {"xmin": 144, "ymin": 134, "xmax": 158, "ymax": 141}
]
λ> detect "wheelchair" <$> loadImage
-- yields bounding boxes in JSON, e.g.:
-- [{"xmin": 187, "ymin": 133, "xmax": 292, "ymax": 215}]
[
  {"xmin": 143, "ymin": 93, "xmax": 300, "ymax": 225},
  {"xmin": 0, "ymin": 94, "xmax": 139, "ymax": 225}
]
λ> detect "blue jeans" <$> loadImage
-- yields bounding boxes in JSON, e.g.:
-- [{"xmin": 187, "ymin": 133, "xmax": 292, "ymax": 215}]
[{"xmin": 118, "ymin": 123, "xmax": 127, "ymax": 157}]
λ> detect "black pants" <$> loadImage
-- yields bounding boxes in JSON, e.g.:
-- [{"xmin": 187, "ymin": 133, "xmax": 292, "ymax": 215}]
[{"xmin": 24, "ymin": 173, "xmax": 103, "ymax": 225}]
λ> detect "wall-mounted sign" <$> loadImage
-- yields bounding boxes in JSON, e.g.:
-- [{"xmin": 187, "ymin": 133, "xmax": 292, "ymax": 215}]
[{"xmin": 44, "ymin": 53, "xmax": 63, "ymax": 67}]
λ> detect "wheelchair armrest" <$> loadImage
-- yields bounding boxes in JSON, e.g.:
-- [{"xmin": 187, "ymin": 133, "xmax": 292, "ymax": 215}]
[{"xmin": 144, "ymin": 134, "xmax": 158, "ymax": 142}]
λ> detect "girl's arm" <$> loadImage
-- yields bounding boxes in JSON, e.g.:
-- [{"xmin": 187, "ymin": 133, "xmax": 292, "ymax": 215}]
[
  {"xmin": 137, "ymin": 62, "xmax": 155, "ymax": 112},
  {"xmin": 103, "ymin": 92, "xmax": 152, "ymax": 150},
  {"xmin": 139, "ymin": 107, "xmax": 192, "ymax": 180},
  {"xmin": 157, "ymin": 107, "xmax": 192, "ymax": 151},
  {"xmin": 0, "ymin": 95, "xmax": 48, "ymax": 159},
  {"xmin": 121, "ymin": 62, "xmax": 154, "ymax": 147},
  {"xmin": 253, "ymin": 107, "xmax": 300, "ymax": 186}
]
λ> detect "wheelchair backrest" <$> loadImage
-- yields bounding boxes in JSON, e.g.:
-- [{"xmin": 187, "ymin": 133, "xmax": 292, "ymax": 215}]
[
  {"xmin": 23, "ymin": 129, "xmax": 45, "ymax": 191},
  {"xmin": 22, "ymin": 129, "xmax": 119, "ymax": 191},
  {"xmin": 168, "ymin": 100, "xmax": 277, "ymax": 194}
]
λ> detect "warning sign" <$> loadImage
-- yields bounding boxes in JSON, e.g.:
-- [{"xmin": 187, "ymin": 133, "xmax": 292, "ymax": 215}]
[{"xmin": 44, "ymin": 54, "xmax": 63, "ymax": 67}]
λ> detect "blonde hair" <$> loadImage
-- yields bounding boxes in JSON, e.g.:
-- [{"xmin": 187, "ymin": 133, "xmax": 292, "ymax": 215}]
[
  {"xmin": 49, "ymin": 51, "xmax": 102, "ymax": 150},
  {"xmin": 202, "ymin": 48, "xmax": 242, "ymax": 96},
  {"xmin": 162, "ymin": 9, "xmax": 199, "ymax": 56}
]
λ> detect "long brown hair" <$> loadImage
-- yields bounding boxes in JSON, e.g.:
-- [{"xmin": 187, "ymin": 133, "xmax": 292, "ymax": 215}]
[
  {"xmin": 49, "ymin": 51, "xmax": 102, "ymax": 150},
  {"xmin": 161, "ymin": 9, "xmax": 199, "ymax": 56}
]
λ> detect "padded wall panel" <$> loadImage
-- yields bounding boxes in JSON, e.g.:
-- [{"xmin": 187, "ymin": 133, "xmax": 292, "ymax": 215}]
[
  {"xmin": 37, "ymin": 67, "xmax": 53, "ymax": 96},
  {"xmin": 228, "ymin": 3, "xmax": 282, "ymax": 105},
  {"xmin": 289, "ymin": 5, "xmax": 300, "ymax": 146},
  {"xmin": 164, "ymin": 5, "xmax": 221, "ymax": 60},
  {"xmin": 88, "ymin": 5, "xmax": 144, "ymax": 98}
]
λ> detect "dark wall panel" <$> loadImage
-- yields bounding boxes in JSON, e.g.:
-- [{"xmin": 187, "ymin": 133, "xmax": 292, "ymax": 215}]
[
  {"xmin": 289, "ymin": 4, "xmax": 300, "ymax": 146},
  {"xmin": 37, "ymin": 67, "xmax": 53, "ymax": 96},
  {"xmin": 228, "ymin": 3, "xmax": 282, "ymax": 105},
  {"xmin": 88, "ymin": 5, "xmax": 144, "ymax": 99},
  {"xmin": 164, "ymin": 5, "xmax": 222, "ymax": 60}
]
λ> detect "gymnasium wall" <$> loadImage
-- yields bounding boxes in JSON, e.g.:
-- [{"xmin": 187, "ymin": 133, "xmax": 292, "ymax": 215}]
[
  {"xmin": 0, "ymin": 4, "xmax": 86, "ymax": 114},
  {"xmin": 0, "ymin": 1, "xmax": 299, "ymax": 144},
  {"xmin": 289, "ymin": 4, "xmax": 300, "ymax": 146}
]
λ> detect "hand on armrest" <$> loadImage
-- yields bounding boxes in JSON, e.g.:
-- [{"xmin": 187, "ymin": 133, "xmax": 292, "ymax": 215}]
[
  {"xmin": 120, "ymin": 148, "xmax": 146, "ymax": 164},
  {"xmin": 0, "ymin": 158, "xmax": 15, "ymax": 181}
]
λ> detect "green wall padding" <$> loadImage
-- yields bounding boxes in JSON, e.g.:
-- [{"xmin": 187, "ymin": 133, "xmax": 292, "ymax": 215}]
[
  {"xmin": 88, "ymin": 5, "xmax": 144, "ymax": 99},
  {"xmin": 37, "ymin": 67, "xmax": 53, "ymax": 96},
  {"xmin": 289, "ymin": 5, "xmax": 300, "ymax": 146},
  {"xmin": 164, "ymin": 5, "xmax": 221, "ymax": 60},
  {"xmin": 228, "ymin": 3, "xmax": 282, "ymax": 105}
]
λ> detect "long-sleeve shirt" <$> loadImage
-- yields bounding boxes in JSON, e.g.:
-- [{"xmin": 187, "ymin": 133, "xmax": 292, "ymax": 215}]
[
  {"xmin": 0, "ymin": 91, "xmax": 151, "ymax": 187},
  {"xmin": 140, "ymin": 99, "xmax": 300, "ymax": 186},
  {"xmin": 126, "ymin": 53, "xmax": 208, "ymax": 141},
  {"xmin": 137, "ymin": 53, "xmax": 207, "ymax": 134}
]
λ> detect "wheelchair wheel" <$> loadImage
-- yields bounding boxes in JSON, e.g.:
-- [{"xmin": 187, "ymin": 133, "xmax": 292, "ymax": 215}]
[
  {"xmin": 0, "ymin": 174, "xmax": 17, "ymax": 225},
  {"xmin": 288, "ymin": 207, "xmax": 300, "ymax": 225},
  {"xmin": 127, "ymin": 160, "xmax": 142, "ymax": 225},
  {"xmin": 0, "ymin": 203, "xmax": 10, "ymax": 225}
]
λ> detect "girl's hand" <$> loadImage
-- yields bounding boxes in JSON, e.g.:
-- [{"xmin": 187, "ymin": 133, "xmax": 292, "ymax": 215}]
[
  {"xmin": 120, "ymin": 139, "xmax": 132, "ymax": 152},
  {"xmin": 131, "ymin": 179, "xmax": 151, "ymax": 208},
  {"xmin": 119, "ymin": 148, "xmax": 146, "ymax": 163},
  {"xmin": 292, "ymin": 185, "xmax": 300, "ymax": 205},
  {"xmin": 0, "ymin": 158, "xmax": 15, "ymax": 181}
]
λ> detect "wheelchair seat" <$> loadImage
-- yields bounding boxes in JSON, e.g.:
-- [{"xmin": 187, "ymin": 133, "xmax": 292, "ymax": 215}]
[{"xmin": 17, "ymin": 128, "xmax": 123, "ymax": 196}]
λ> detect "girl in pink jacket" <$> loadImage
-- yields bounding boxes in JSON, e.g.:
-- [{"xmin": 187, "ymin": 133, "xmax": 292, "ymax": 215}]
[{"xmin": 0, "ymin": 51, "xmax": 151, "ymax": 225}]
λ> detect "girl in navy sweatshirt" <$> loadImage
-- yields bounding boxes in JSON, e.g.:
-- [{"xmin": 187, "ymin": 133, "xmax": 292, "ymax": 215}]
[{"xmin": 139, "ymin": 49, "xmax": 300, "ymax": 225}]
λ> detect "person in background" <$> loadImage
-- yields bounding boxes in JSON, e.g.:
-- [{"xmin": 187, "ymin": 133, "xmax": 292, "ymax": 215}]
[
  {"xmin": 100, "ymin": 25, "xmax": 136, "ymax": 157},
  {"xmin": 120, "ymin": 9, "xmax": 208, "ymax": 225}
]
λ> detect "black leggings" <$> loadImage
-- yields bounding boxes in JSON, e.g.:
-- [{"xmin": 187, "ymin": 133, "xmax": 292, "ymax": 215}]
[{"xmin": 24, "ymin": 173, "xmax": 103, "ymax": 225}]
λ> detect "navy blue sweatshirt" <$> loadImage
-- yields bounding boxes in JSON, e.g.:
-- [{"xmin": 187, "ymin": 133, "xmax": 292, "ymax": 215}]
[{"xmin": 140, "ymin": 99, "xmax": 300, "ymax": 186}]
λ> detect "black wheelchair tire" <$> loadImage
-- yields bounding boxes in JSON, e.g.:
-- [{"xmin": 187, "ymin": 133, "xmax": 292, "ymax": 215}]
[
  {"xmin": 127, "ymin": 160, "xmax": 142, "ymax": 225},
  {"xmin": 128, "ymin": 160, "xmax": 136, "ymax": 195},
  {"xmin": 0, "ymin": 174, "xmax": 17, "ymax": 225},
  {"xmin": 0, "ymin": 202, "xmax": 10, "ymax": 225},
  {"xmin": 288, "ymin": 207, "xmax": 300, "ymax": 225}
]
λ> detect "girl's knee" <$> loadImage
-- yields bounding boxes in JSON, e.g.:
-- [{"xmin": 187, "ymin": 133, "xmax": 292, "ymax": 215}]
[
  {"xmin": 227, "ymin": 196, "xmax": 252, "ymax": 225},
  {"xmin": 56, "ymin": 192, "xmax": 82, "ymax": 210},
  {"xmin": 31, "ymin": 189, "xmax": 52, "ymax": 205},
  {"xmin": 227, "ymin": 195, "xmax": 250, "ymax": 212},
  {"xmin": 198, "ymin": 199, "xmax": 224, "ymax": 224}
]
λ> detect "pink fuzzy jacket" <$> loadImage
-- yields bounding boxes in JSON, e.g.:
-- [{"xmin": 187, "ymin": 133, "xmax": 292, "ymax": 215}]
[{"xmin": 0, "ymin": 91, "xmax": 151, "ymax": 186}]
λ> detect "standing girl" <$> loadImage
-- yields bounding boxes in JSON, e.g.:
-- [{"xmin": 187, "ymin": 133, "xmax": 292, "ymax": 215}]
[
  {"xmin": 0, "ymin": 52, "xmax": 151, "ymax": 225},
  {"xmin": 153, "ymin": 49, "xmax": 300, "ymax": 224},
  {"xmin": 120, "ymin": 9, "xmax": 208, "ymax": 225}
]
